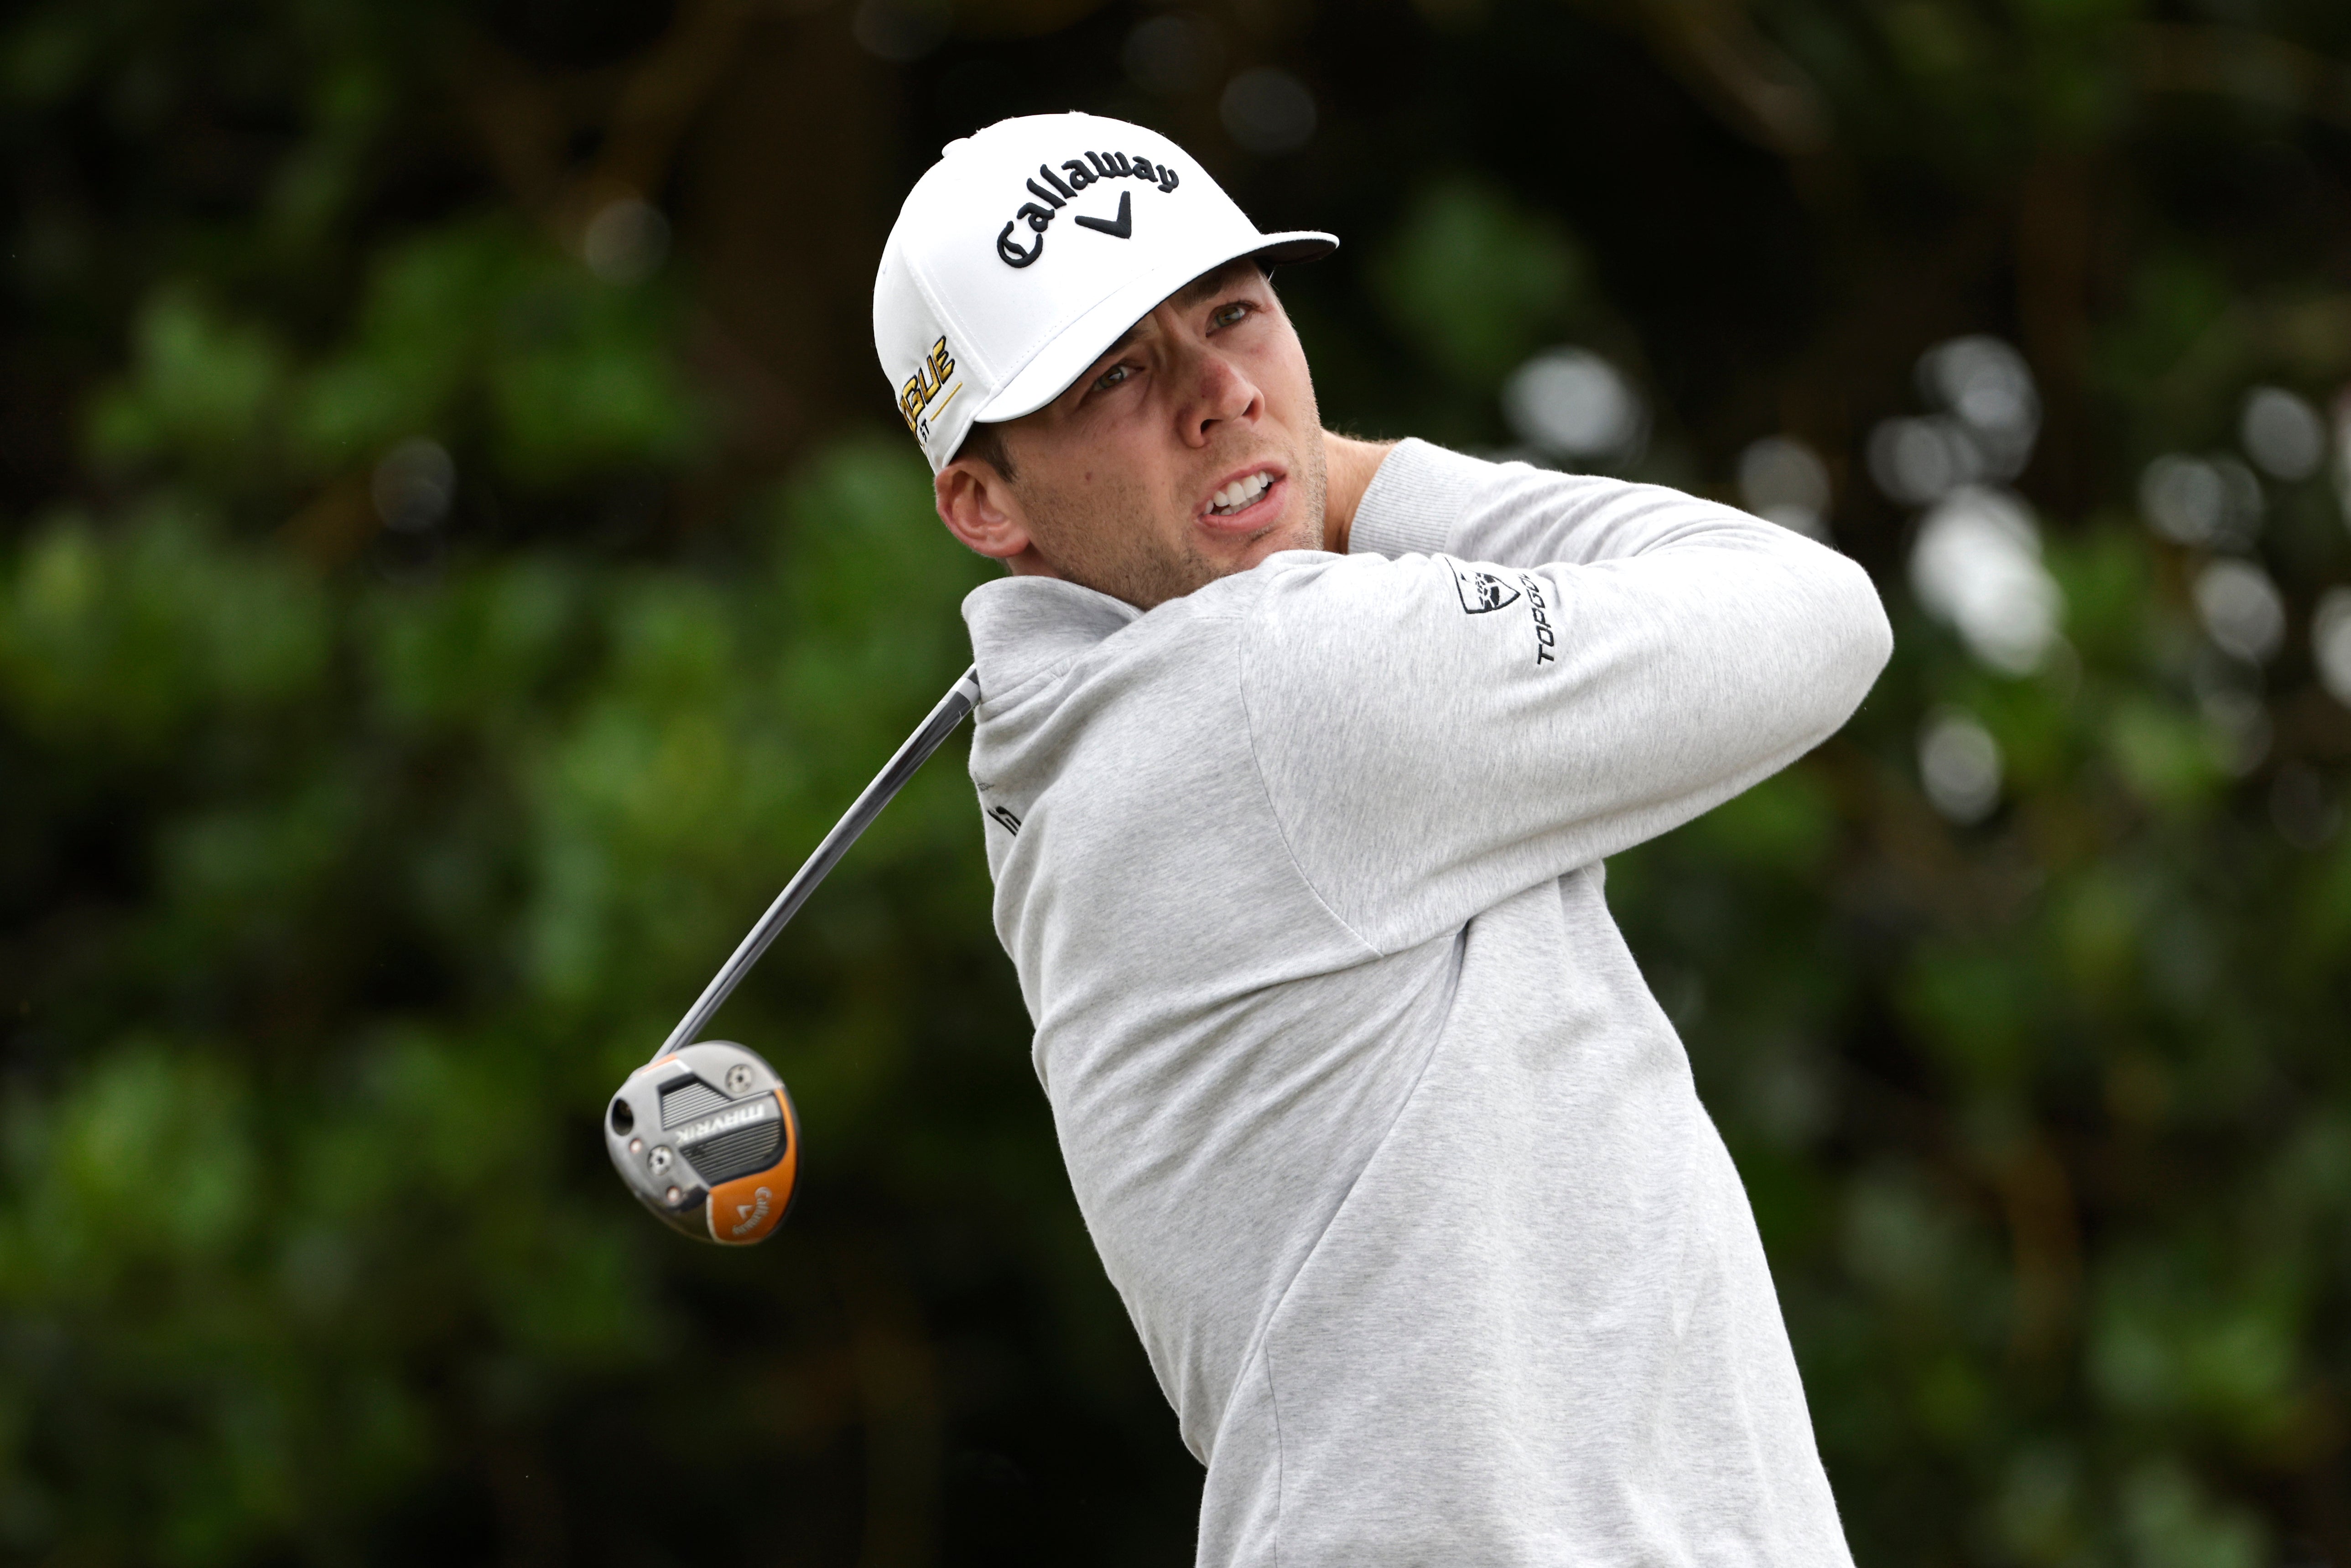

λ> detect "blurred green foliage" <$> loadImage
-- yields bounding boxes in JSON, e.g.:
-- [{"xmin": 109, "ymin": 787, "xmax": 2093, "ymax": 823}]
[
  {"xmin": 4, "ymin": 0, "xmax": 2350, "ymax": 1564},
  {"xmin": 1368, "ymin": 178, "xmax": 1589, "ymax": 387}
]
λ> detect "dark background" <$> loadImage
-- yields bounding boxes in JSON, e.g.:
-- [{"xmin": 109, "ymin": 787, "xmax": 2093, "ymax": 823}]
[{"xmin": 5, "ymin": 0, "xmax": 2351, "ymax": 1563}]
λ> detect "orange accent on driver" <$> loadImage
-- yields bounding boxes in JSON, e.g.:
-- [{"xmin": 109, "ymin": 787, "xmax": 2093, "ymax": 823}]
[{"xmin": 704, "ymin": 1090, "xmax": 798, "ymax": 1245}]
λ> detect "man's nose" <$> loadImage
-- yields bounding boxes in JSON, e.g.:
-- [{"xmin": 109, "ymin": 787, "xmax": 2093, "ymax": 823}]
[{"xmin": 1178, "ymin": 348, "xmax": 1261, "ymax": 447}]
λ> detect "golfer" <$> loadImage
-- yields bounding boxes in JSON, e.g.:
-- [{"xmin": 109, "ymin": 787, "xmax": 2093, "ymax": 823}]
[{"xmin": 875, "ymin": 112, "xmax": 1890, "ymax": 1565}]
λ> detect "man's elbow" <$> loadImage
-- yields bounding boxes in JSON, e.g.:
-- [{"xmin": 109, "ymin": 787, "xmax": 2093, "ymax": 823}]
[{"xmin": 1817, "ymin": 552, "xmax": 1894, "ymax": 711}]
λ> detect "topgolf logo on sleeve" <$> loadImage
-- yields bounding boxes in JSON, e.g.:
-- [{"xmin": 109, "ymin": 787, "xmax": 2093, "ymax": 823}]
[
  {"xmin": 1446, "ymin": 560, "xmax": 1558, "ymax": 666},
  {"xmin": 1452, "ymin": 564, "xmax": 1521, "ymax": 615}
]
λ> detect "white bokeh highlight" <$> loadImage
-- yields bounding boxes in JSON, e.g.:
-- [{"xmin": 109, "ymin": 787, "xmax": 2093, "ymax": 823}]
[
  {"xmin": 1919, "ymin": 709, "xmax": 2003, "ymax": 824},
  {"xmin": 1738, "ymin": 435, "xmax": 1833, "ymax": 540},
  {"xmin": 2193, "ymin": 558, "xmax": 2286, "ymax": 664},
  {"xmin": 2240, "ymin": 386, "xmax": 2325, "ymax": 481},
  {"xmin": 1908, "ymin": 487, "xmax": 2064, "ymax": 674},
  {"xmin": 1870, "ymin": 335, "xmax": 2040, "ymax": 506},
  {"xmin": 2312, "ymin": 587, "xmax": 2351, "ymax": 707},
  {"xmin": 1502, "ymin": 347, "xmax": 1646, "ymax": 462},
  {"xmin": 2139, "ymin": 453, "xmax": 2263, "ymax": 550},
  {"xmin": 1919, "ymin": 336, "xmax": 2039, "ymax": 476}
]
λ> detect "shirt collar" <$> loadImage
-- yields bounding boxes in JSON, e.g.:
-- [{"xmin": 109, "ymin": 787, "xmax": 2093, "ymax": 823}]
[{"xmin": 961, "ymin": 575, "xmax": 1143, "ymax": 703}]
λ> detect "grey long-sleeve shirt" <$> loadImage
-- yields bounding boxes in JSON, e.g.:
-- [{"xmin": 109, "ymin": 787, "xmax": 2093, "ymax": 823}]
[{"xmin": 960, "ymin": 439, "xmax": 1892, "ymax": 1566}]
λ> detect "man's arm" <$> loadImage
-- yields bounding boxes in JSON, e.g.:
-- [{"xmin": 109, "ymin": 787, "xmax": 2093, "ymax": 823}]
[{"xmin": 1244, "ymin": 440, "xmax": 1892, "ymax": 955}]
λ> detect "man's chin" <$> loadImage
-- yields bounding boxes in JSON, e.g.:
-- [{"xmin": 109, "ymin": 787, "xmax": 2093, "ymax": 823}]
[
  {"xmin": 1042, "ymin": 509, "xmax": 1317, "ymax": 612},
  {"xmin": 1224, "ymin": 514, "xmax": 1323, "ymax": 572}
]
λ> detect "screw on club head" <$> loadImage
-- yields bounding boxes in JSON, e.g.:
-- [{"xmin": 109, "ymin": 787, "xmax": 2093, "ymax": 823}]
[
  {"xmin": 725, "ymin": 1063, "xmax": 755, "ymax": 1095},
  {"xmin": 628, "ymin": 1138, "xmax": 643, "ymax": 1154},
  {"xmin": 665, "ymin": 1186, "xmax": 681, "ymax": 1204},
  {"xmin": 649, "ymin": 1146, "xmax": 673, "ymax": 1173}
]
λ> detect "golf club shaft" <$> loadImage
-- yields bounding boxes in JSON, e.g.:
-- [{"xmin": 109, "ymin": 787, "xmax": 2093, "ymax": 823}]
[{"xmin": 652, "ymin": 667, "xmax": 983, "ymax": 1062}]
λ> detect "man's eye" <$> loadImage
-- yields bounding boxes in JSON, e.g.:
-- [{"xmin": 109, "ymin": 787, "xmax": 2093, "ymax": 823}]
[
  {"xmin": 1212, "ymin": 301, "xmax": 1254, "ymax": 328},
  {"xmin": 1092, "ymin": 363, "xmax": 1132, "ymax": 393}
]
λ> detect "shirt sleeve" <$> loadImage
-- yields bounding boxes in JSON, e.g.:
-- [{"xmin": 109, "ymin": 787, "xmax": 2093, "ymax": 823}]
[{"xmin": 1241, "ymin": 440, "xmax": 1893, "ymax": 955}]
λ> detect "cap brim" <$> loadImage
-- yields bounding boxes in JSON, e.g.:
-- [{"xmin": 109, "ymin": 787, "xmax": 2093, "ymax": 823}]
[{"xmin": 973, "ymin": 228, "xmax": 1338, "ymax": 426}]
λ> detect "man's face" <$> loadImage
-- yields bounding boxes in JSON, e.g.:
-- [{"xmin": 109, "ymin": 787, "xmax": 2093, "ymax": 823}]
[{"xmin": 935, "ymin": 259, "xmax": 1328, "ymax": 611}]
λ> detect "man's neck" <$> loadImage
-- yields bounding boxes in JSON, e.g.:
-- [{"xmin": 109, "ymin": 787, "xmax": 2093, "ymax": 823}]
[{"xmin": 1321, "ymin": 432, "xmax": 1396, "ymax": 554}]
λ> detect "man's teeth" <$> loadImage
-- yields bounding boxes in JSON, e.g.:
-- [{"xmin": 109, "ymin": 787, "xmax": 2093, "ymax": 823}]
[{"xmin": 1210, "ymin": 472, "xmax": 1273, "ymax": 514}]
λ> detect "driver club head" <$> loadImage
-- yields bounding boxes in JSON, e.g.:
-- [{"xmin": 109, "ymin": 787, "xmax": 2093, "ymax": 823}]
[
  {"xmin": 605, "ymin": 1041, "xmax": 799, "ymax": 1245},
  {"xmin": 610, "ymin": 668, "xmax": 979, "ymax": 1244}
]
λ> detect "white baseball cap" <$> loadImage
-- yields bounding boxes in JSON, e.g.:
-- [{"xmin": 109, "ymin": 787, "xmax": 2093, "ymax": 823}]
[{"xmin": 873, "ymin": 112, "xmax": 1337, "ymax": 472}]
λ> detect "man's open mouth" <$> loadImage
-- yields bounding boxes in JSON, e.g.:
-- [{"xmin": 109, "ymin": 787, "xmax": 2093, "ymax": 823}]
[{"xmin": 1207, "ymin": 470, "xmax": 1275, "ymax": 519}]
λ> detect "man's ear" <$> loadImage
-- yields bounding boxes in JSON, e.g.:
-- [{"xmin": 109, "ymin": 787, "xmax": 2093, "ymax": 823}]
[{"xmin": 935, "ymin": 457, "xmax": 1034, "ymax": 562}]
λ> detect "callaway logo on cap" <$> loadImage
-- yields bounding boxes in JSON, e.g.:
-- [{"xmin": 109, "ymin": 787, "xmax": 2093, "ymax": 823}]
[{"xmin": 873, "ymin": 112, "xmax": 1337, "ymax": 472}]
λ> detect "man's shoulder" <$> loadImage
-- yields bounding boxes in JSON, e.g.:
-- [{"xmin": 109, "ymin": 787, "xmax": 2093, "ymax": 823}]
[
  {"xmin": 967, "ymin": 554, "xmax": 1438, "ymax": 737},
  {"xmin": 966, "ymin": 576, "xmax": 1246, "ymax": 738}
]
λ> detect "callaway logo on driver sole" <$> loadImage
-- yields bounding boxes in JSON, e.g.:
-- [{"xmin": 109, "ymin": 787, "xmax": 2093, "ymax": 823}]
[{"xmin": 729, "ymin": 1186, "xmax": 773, "ymax": 1237}]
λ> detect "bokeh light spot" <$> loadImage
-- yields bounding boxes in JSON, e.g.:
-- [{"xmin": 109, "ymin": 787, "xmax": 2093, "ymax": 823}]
[
  {"xmin": 1737, "ymin": 435, "xmax": 1832, "ymax": 540},
  {"xmin": 1908, "ymin": 487, "xmax": 2063, "ymax": 674},
  {"xmin": 1919, "ymin": 708, "xmax": 2003, "ymax": 823},
  {"xmin": 2239, "ymin": 386, "xmax": 2325, "ymax": 481},
  {"xmin": 582, "ymin": 197, "xmax": 671, "ymax": 286},
  {"xmin": 2312, "ymin": 587, "xmax": 2351, "ymax": 707},
  {"xmin": 1502, "ymin": 346, "xmax": 1644, "ymax": 462},
  {"xmin": 2192, "ymin": 558, "xmax": 2285, "ymax": 664}
]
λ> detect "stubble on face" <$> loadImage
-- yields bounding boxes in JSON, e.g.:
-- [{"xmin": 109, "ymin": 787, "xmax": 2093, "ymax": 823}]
[{"xmin": 1013, "ymin": 433, "xmax": 1328, "ymax": 611}]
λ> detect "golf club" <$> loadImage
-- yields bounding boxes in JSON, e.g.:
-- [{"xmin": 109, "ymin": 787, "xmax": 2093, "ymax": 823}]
[{"xmin": 604, "ymin": 667, "xmax": 983, "ymax": 1244}]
